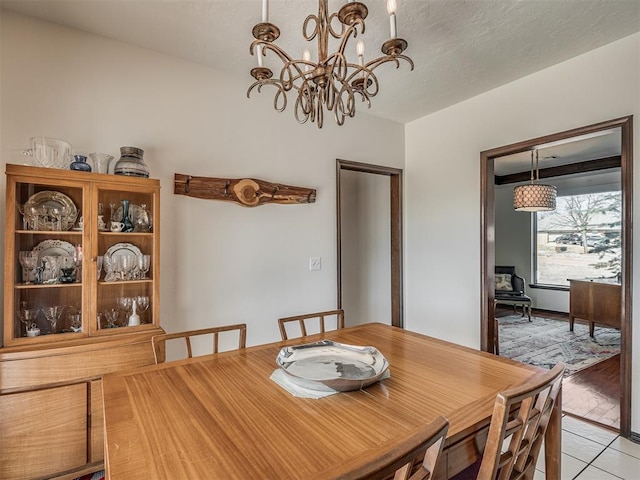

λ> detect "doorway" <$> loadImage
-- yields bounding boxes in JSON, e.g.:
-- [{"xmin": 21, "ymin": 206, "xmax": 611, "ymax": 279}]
[
  {"xmin": 336, "ymin": 159, "xmax": 403, "ymax": 328},
  {"xmin": 480, "ymin": 116, "xmax": 633, "ymax": 437}
]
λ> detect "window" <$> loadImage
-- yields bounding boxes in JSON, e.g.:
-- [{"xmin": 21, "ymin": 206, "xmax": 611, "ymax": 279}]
[{"xmin": 534, "ymin": 192, "xmax": 621, "ymax": 287}]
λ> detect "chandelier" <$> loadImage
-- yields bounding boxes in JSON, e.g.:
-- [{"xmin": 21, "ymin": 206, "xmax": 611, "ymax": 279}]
[
  {"xmin": 513, "ymin": 149, "xmax": 557, "ymax": 212},
  {"xmin": 247, "ymin": 0, "xmax": 414, "ymax": 128}
]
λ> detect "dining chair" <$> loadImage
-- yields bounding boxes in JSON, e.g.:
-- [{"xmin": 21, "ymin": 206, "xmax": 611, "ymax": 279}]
[
  {"xmin": 454, "ymin": 363, "xmax": 565, "ymax": 480},
  {"xmin": 278, "ymin": 309, "xmax": 344, "ymax": 340},
  {"xmin": 323, "ymin": 416, "xmax": 449, "ymax": 480},
  {"xmin": 151, "ymin": 323, "xmax": 247, "ymax": 364}
]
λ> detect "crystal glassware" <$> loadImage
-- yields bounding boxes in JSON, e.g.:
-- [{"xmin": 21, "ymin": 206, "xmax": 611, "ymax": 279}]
[
  {"xmin": 19, "ymin": 251, "xmax": 39, "ymax": 284},
  {"xmin": 18, "ymin": 307, "xmax": 40, "ymax": 336},
  {"xmin": 104, "ymin": 308, "xmax": 119, "ymax": 328},
  {"xmin": 103, "ymin": 253, "xmax": 117, "ymax": 282},
  {"xmin": 23, "ymin": 136, "xmax": 72, "ymax": 169},
  {"xmin": 117, "ymin": 296, "xmax": 133, "ymax": 311},
  {"xmin": 89, "ymin": 152, "xmax": 114, "ymax": 174},
  {"xmin": 134, "ymin": 204, "xmax": 152, "ymax": 232},
  {"xmin": 27, "ymin": 205, "xmax": 41, "ymax": 231},
  {"xmin": 135, "ymin": 296, "xmax": 150, "ymax": 323},
  {"xmin": 17, "ymin": 203, "xmax": 30, "ymax": 229},
  {"xmin": 73, "ymin": 244, "xmax": 83, "ymax": 281},
  {"xmin": 67, "ymin": 311, "xmax": 82, "ymax": 332},
  {"xmin": 138, "ymin": 254, "xmax": 151, "ymax": 279},
  {"xmin": 117, "ymin": 297, "xmax": 133, "ymax": 326},
  {"xmin": 117, "ymin": 254, "xmax": 135, "ymax": 281},
  {"xmin": 43, "ymin": 305, "xmax": 64, "ymax": 334}
]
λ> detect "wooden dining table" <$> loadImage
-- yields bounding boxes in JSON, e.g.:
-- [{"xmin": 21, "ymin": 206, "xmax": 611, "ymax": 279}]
[{"xmin": 102, "ymin": 323, "xmax": 560, "ymax": 479}]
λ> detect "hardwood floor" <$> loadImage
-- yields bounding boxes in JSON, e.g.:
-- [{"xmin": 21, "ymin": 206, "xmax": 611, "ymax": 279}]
[
  {"xmin": 497, "ymin": 307, "xmax": 620, "ymax": 431},
  {"xmin": 563, "ymin": 354, "xmax": 620, "ymax": 430}
]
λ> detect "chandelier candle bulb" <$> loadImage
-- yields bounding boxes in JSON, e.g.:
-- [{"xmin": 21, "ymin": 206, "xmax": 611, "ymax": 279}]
[
  {"xmin": 357, "ymin": 40, "xmax": 364, "ymax": 64},
  {"xmin": 303, "ymin": 49, "xmax": 311, "ymax": 72},
  {"xmin": 262, "ymin": 0, "xmax": 269, "ymax": 22},
  {"xmin": 387, "ymin": 0, "xmax": 397, "ymax": 38}
]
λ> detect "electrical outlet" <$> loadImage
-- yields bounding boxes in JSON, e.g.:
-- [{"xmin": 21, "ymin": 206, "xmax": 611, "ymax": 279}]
[{"xmin": 309, "ymin": 257, "xmax": 321, "ymax": 271}]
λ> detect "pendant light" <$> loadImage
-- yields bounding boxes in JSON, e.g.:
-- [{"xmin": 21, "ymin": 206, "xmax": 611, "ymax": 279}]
[{"xmin": 513, "ymin": 149, "xmax": 557, "ymax": 212}]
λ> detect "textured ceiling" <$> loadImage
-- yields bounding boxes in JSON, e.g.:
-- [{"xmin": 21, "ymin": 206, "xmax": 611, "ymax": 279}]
[{"xmin": 2, "ymin": 0, "xmax": 639, "ymax": 124}]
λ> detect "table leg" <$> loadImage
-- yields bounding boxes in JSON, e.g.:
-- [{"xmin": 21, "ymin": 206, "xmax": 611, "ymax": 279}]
[{"xmin": 545, "ymin": 386, "xmax": 562, "ymax": 480}]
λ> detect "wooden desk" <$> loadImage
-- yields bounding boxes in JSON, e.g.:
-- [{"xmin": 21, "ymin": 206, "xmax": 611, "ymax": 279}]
[
  {"xmin": 102, "ymin": 323, "xmax": 559, "ymax": 479},
  {"xmin": 569, "ymin": 279, "xmax": 621, "ymax": 337}
]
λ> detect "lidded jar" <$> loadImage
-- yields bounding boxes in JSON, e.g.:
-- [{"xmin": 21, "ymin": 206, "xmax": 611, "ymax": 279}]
[{"xmin": 114, "ymin": 146, "xmax": 149, "ymax": 178}]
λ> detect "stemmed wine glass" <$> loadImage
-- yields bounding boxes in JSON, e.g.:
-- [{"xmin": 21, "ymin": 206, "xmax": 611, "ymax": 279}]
[
  {"xmin": 137, "ymin": 254, "xmax": 151, "ymax": 279},
  {"xmin": 135, "ymin": 296, "xmax": 150, "ymax": 323},
  {"xmin": 103, "ymin": 308, "xmax": 119, "ymax": 328},
  {"xmin": 43, "ymin": 305, "xmax": 64, "ymax": 334},
  {"xmin": 27, "ymin": 205, "xmax": 42, "ymax": 231},
  {"xmin": 117, "ymin": 296, "xmax": 133, "ymax": 326},
  {"xmin": 17, "ymin": 204, "xmax": 30, "ymax": 230},
  {"xmin": 73, "ymin": 244, "xmax": 83, "ymax": 282},
  {"xmin": 49, "ymin": 206, "xmax": 63, "ymax": 231},
  {"xmin": 117, "ymin": 254, "xmax": 135, "ymax": 281},
  {"xmin": 103, "ymin": 253, "xmax": 116, "ymax": 282},
  {"xmin": 18, "ymin": 306, "xmax": 40, "ymax": 336},
  {"xmin": 19, "ymin": 251, "xmax": 39, "ymax": 284}
]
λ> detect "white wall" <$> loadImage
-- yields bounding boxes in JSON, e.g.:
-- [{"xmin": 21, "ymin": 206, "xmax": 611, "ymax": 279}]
[
  {"xmin": 405, "ymin": 34, "xmax": 639, "ymax": 430},
  {"xmin": 0, "ymin": 11, "xmax": 404, "ymax": 348},
  {"xmin": 340, "ymin": 170, "xmax": 391, "ymax": 326},
  {"xmin": 494, "ymin": 184, "xmax": 532, "ymax": 295}
]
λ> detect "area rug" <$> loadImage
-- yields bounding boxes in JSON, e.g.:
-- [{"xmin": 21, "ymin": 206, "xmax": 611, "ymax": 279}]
[{"xmin": 498, "ymin": 314, "xmax": 620, "ymax": 376}]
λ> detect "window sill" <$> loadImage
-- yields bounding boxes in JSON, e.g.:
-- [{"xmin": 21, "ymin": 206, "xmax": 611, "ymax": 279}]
[{"xmin": 528, "ymin": 284, "xmax": 569, "ymax": 292}]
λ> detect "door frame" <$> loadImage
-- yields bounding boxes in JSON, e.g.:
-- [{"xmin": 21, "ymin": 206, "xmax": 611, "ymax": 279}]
[
  {"xmin": 480, "ymin": 116, "xmax": 633, "ymax": 437},
  {"xmin": 336, "ymin": 159, "xmax": 404, "ymax": 328}
]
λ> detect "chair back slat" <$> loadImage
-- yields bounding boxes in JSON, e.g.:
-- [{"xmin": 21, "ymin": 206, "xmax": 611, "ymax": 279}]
[
  {"xmin": 477, "ymin": 363, "xmax": 565, "ymax": 480},
  {"xmin": 151, "ymin": 324, "xmax": 247, "ymax": 364},
  {"xmin": 278, "ymin": 309, "xmax": 344, "ymax": 340}
]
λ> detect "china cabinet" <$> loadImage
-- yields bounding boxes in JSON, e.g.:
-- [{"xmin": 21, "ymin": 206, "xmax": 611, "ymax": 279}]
[{"xmin": 0, "ymin": 164, "xmax": 163, "ymax": 479}]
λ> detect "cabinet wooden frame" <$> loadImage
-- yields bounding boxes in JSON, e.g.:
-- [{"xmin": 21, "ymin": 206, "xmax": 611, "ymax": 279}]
[
  {"xmin": 1, "ymin": 164, "xmax": 163, "ymax": 480},
  {"xmin": 3, "ymin": 164, "xmax": 161, "ymax": 346}
]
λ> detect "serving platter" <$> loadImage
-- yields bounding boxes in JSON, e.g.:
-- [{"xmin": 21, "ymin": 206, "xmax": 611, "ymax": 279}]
[
  {"xmin": 24, "ymin": 191, "xmax": 78, "ymax": 231},
  {"xmin": 276, "ymin": 340, "xmax": 389, "ymax": 392}
]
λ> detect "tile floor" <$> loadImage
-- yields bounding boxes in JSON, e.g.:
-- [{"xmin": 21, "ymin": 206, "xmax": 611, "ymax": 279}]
[{"xmin": 533, "ymin": 415, "xmax": 640, "ymax": 479}]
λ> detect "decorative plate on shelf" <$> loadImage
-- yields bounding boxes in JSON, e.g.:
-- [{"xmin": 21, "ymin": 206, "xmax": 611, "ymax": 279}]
[
  {"xmin": 105, "ymin": 242, "xmax": 142, "ymax": 258},
  {"xmin": 30, "ymin": 239, "xmax": 76, "ymax": 282},
  {"xmin": 24, "ymin": 191, "xmax": 78, "ymax": 231},
  {"xmin": 33, "ymin": 239, "xmax": 76, "ymax": 263},
  {"xmin": 276, "ymin": 340, "xmax": 389, "ymax": 392}
]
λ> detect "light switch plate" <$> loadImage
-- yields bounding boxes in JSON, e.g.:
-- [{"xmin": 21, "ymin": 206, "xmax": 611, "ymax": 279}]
[{"xmin": 309, "ymin": 257, "xmax": 321, "ymax": 271}]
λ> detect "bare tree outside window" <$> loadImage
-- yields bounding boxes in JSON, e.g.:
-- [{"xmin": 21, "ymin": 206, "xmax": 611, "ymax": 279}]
[{"xmin": 535, "ymin": 192, "xmax": 621, "ymax": 286}]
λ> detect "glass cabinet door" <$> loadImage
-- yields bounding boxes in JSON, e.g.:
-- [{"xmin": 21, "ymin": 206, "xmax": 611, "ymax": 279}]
[
  {"xmin": 7, "ymin": 176, "xmax": 88, "ymax": 344},
  {"xmin": 93, "ymin": 185, "xmax": 157, "ymax": 333}
]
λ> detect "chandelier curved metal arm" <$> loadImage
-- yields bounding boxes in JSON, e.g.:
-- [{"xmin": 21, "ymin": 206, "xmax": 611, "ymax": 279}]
[{"xmin": 247, "ymin": 0, "xmax": 414, "ymax": 128}]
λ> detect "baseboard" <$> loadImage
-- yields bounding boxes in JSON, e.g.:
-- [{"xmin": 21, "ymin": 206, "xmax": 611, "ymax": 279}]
[
  {"xmin": 531, "ymin": 308, "xmax": 569, "ymax": 317},
  {"xmin": 630, "ymin": 431, "xmax": 640, "ymax": 444}
]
